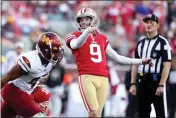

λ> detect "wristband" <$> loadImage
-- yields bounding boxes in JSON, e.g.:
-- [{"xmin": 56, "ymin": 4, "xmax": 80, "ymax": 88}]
[{"xmin": 158, "ymin": 85, "xmax": 164, "ymax": 87}]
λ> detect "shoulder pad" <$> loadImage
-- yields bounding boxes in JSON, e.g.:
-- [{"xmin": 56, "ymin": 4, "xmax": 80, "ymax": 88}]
[
  {"xmin": 17, "ymin": 55, "xmax": 31, "ymax": 73},
  {"xmin": 22, "ymin": 56, "xmax": 31, "ymax": 68}
]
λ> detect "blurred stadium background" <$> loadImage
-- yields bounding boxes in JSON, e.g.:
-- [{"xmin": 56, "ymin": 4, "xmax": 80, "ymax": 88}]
[{"xmin": 1, "ymin": 1, "xmax": 176, "ymax": 117}]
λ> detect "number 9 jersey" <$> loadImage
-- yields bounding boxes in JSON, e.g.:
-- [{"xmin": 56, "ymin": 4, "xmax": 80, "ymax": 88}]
[{"xmin": 65, "ymin": 31, "xmax": 109, "ymax": 77}]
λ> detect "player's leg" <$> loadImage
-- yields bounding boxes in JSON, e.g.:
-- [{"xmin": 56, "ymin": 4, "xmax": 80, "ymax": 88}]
[
  {"xmin": 1, "ymin": 101, "xmax": 17, "ymax": 118},
  {"xmin": 12, "ymin": 93, "xmax": 42, "ymax": 118},
  {"xmin": 96, "ymin": 77, "xmax": 108, "ymax": 117},
  {"xmin": 4, "ymin": 83, "xmax": 41, "ymax": 118},
  {"xmin": 78, "ymin": 75, "xmax": 99, "ymax": 117},
  {"xmin": 1, "ymin": 83, "xmax": 17, "ymax": 118}
]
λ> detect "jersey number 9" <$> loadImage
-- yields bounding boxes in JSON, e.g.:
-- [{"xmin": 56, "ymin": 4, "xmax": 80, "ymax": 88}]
[{"xmin": 90, "ymin": 43, "xmax": 102, "ymax": 63}]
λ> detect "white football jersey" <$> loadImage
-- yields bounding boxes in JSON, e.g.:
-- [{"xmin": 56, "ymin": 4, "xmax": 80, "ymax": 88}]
[{"xmin": 8, "ymin": 50, "xmax": 56, "ymax": 94}]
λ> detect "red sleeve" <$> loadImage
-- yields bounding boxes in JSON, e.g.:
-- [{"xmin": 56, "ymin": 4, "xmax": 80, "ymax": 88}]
[
  {"xmin": 65, "ymin": 32, "xmax": 78, "ymax": 49},
  {"xmin": 104, "ymin": 35, "xmax": 109, "ymax": 49}
]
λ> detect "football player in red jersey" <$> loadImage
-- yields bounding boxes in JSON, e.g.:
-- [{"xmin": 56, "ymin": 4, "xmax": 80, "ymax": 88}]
[
  {"xmin": 65, "ymin": 8, "xmax": 152, "ymax": 117},
  {"xmin": 1, "ymin": 32, "xmax": 64, "ymax": 118}
]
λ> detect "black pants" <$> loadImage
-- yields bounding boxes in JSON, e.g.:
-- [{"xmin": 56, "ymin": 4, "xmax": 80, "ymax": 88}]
[
  {"xmin": 126, "ymin": 93, "xmax": 138, "ymax": 117},
  {"xmin": 137, "ymin": 73, "xmax": 166, "ymax": 117},
  {"xmin": 168, "ymin": 84, "xmax": 176, "ymax": 117}
]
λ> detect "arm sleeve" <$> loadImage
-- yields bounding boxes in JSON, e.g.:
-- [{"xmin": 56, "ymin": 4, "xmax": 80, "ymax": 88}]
[
  {"xmin": 106, "ymin": 44, "xmax": 143, "ymax": 65},
  {"xmin": 65, "ymin": 28, "xmax": 89, "ymax": 49},
  {"xmin": 161, "ymin": 40, "xmax": 172, "ymax": 62}
]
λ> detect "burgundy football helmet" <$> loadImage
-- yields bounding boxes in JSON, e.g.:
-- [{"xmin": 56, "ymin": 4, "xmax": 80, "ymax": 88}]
[{"xmin": 36, "ymin": 32, "xmax": 64, "ymax": 63}]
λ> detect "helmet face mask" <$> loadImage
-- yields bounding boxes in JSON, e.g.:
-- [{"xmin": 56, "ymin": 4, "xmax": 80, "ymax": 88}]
[
  {"xmin": 76, "ymin": 8, "xmax": 98, "ymax": 32},
  {"xmin": 77, "ymin": 16, "xmax": 92, "ymax": 30},
  {"xmin": 51, "ymin": 45, "xmax": 64, "ymax": 63},
  {"xmin": 36, "ymin": 32, "xmax": 64, "ymax": 63}
]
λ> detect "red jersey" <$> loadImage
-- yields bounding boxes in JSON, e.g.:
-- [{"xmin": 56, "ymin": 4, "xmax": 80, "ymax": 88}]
[{"xmin": 65, "ymin": 31, "xmax": 109, "ymax": 77}]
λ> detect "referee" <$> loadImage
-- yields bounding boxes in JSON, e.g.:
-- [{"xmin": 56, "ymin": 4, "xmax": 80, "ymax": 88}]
[{"xmin": 129, "ymin": 14, "xmax": 172, "ymax": 117}]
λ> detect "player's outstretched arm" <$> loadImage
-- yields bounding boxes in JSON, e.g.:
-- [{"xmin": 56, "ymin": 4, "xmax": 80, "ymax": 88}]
[
  {"xmin": 1, "ymin": 64, "xmax": 23, "ymax": 89},
  {"xmin": 106, "ymin": 44, "xmax": 152, "ymax": 65},
  {"xmin": 69, "ymin": 28, "xmax": 89, "ymax": 49},
  {"xmin": 70, "ymin": 27, "xmax": 99, "ymax": 49}
]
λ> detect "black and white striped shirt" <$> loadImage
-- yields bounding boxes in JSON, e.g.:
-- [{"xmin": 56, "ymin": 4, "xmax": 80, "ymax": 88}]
[{"xmin": 135, "ymin": 34, "xmax": 172, "ymax": 74}]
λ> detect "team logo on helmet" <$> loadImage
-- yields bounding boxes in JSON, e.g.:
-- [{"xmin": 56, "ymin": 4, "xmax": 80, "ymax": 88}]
[{"xmin": 42, "ymin": 35, "xmax": 53, "ymax": 45}]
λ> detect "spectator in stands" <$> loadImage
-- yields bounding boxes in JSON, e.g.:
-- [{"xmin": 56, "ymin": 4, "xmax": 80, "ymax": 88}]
[
  {"xmin": 1, "ymin": 56, "xmax": 7, "ymax": 77},
  {"xmin": 135, "ymin": 1, "xmax": 152, "ymax": 15},
  {"xmin": 167, "ymin": 2, "xmax": 176, "ymax": 25},
  {"xmin": 169, "ymin": 20, "xmax": 176, "ymax": 53},
  {"xmin": 3, "ymin": 42, "xmax": 24, "ymax": 74}
]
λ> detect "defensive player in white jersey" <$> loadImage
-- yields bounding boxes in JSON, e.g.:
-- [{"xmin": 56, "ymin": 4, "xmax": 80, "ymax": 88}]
[{"xmin": 1, "ymin": 32, "xmax": 64, "ymax": 118}]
